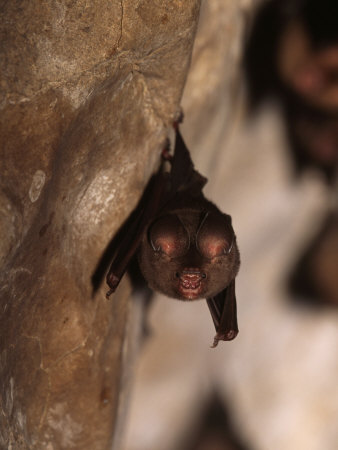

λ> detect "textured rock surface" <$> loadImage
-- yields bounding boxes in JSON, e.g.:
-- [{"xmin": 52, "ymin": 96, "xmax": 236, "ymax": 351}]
[{"xmin": 0, "ymin": 1, "xmax": 201, "ymax": 448}]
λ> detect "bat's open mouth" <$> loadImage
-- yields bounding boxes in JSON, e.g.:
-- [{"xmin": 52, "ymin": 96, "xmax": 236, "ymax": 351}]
[{"xmin": 177, "ymin": 269, "xmax": 205, "ymax": 299}]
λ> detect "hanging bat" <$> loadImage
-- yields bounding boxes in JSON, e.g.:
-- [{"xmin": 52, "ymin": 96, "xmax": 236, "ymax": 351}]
[{"xmin": 106, "ymin": 124, "xmax": 240, "ymax": 347}]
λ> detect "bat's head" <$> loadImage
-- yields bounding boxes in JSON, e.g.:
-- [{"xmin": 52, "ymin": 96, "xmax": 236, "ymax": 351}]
[{"xmin": 138, "ymin": 209, "xmax": 240, "ymax": 300}]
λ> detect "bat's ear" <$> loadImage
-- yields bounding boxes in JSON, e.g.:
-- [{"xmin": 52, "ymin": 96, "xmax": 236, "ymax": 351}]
[{"xmin": 206, "ymin": 279, "xmax": 238, "ymax": 348}]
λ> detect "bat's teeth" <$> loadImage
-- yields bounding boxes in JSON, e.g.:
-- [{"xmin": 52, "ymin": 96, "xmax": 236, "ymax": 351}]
[
  {"xmin": 182, "ymin": 281, "xmax": 199, "ymax": 288},
  {"xmin": 181, "ymin": 276, "xmax": 201, "ymax": 289}
]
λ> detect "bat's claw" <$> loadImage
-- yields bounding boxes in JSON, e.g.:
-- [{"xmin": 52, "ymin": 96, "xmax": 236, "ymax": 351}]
[
  {"xmin": 211, "ymin": 337, "xmax": 219, "ymax": 348},
  {"xmin": 162, "ymin": 110, "xmax": 184, "ymax": 161},
  {"xmin": 173, "ymin": 109, "xmax": 184, "ymax": 129},
  {"xmin": 224, "ymin": 329, "xmax": 238, "ymax": 340},
  {"xmin": 161, "ymin": 138, "xmax": 173, "ymax": 162},
  {"xmin": 106, "ymin": 273, "xmax": 120, "ymax": 299}
]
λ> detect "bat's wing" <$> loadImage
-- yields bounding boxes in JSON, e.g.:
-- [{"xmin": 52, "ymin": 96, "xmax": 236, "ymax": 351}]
[
  {"xmin": 106, "ymin": 170, "xmax": 166, "ymax": 297},
  {"xmin": 206, "ymin": 280, "xmax": 238, "ymax": 347}
]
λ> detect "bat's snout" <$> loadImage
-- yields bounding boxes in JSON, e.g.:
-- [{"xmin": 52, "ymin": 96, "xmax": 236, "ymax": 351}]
[{"xmin": 176, "ymin": 268, "xmax": 206, "ymax": 299}]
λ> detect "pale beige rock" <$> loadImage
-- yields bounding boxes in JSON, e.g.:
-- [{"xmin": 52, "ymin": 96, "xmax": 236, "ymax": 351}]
[{"xmin": 124, "ymin": 1, "xmax": 338, "ymax": 450}]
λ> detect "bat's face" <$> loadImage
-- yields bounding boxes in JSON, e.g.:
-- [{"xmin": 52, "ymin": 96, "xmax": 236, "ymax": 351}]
[{"xmin": 138, "ymin": 209, "xmax": 240, "ymax": 300}]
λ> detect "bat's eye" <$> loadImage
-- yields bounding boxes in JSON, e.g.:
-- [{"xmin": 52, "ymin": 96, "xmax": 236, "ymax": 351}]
[
  {"xmin": 197, "ymin": 212, "xmax": 234, "ymax": 259},
  {"xmin": 149, "ymin": 215, "xmax": 190, "ymax": 258}
]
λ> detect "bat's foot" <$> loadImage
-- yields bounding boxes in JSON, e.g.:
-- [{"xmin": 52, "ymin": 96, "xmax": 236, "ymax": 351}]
[
  {"xmin": 173, "ymin": 109, "xmax": 184, "ymax": 129},
  {"xmin": 211, "ymin": 329, "xmax": 239, "ymax": 348},
  {"xmin": 162, "ymin": 110, "xmax": 184, "ymax": 161},
  {"xmin": 161, "ymin": 138, "xmax": 173, "ymax": 162}
]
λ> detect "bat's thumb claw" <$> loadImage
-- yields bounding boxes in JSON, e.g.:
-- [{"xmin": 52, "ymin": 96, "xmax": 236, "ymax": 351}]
[
  {"xmin": 225, "ymin": 329, "xmax": 238, "ymax": 341},
  {"xmin": 211, "ymin": 329, "xmax": 239, "ymax": 347},
  {"xmin": 106, "ymin": 289, "xmax": 114, "ymax": 299},
  {"xmin": 106, "ymin": 273, "xmax": 120, "ymax": 297},
  {"xmin": 210, "ymin": 338, "xmax": 219, "ymax": 348}
]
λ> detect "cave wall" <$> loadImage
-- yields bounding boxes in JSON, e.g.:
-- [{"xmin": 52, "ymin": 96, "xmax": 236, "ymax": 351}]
[{"xmin": 0, "ymin": 1, "xmax": 201, "ymax": 448}]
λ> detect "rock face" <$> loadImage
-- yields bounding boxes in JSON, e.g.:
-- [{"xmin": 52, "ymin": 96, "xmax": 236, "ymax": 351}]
[{"xmin": 0, "ymin": 1, "xmax": 201, "ymax": 448}]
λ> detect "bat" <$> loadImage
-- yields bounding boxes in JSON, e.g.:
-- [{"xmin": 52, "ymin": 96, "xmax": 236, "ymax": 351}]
[{"xmin": 106, "ymin": 123, "xmax": 240, "ymax": 347}]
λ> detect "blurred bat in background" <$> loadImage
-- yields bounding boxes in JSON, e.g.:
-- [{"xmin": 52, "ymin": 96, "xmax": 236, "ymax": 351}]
[{"xmin": 106, "ymin": 124, "xmax": 240, "ymax": 347}]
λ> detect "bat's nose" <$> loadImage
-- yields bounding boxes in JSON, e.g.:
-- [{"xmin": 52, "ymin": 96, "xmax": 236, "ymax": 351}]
[
  {"xmin": 177, "ymin": 268, "xmax": 206, "ymax": 289},
  {"xmin": 176, "ymin": 268, "xmax": 206, "ymax": 299}
]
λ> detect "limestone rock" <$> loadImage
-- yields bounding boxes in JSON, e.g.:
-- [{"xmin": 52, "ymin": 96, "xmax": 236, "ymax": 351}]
[{"xmin": 0, "ymin": 1, "xmax": 201, "ymax": 448}]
